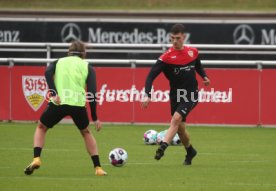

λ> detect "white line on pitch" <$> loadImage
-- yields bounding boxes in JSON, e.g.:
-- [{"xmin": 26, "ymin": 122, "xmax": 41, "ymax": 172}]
[
  {"xmin": 228, "ymin": 160, "xmax": 273, "ymax": 163},
  {"xmin": 101, "ymin": 162, "xmax": 157, "ymax": 166},
  {"xmin": 227, "ymin": 182, "xmax": 276, "ymax": 186},
  {"xmin": 0, "ymin": 147, "xmax": 81, "ymax": 152},
  {"xmin": 0, "ymin": 176, "xmax": 96, "ymax": 181}
]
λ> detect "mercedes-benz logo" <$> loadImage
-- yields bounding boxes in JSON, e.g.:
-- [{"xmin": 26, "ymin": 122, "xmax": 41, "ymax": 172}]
[
  {"xmin": 61, "ymin": 23, "xmax": 82, "ymax": 42},
  {"xmin": 233, "ymin": 24, "xmax": 255, "ymax": 44}
]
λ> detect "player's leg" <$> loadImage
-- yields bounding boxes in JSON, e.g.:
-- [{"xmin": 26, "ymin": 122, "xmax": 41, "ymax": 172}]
[
  {"xmin": 178, "ymin": 122, "xmax": 197, "ymax": 165},
  {"xmin": 164, "ymin": 112, "xmax": 183, "ymax": 144},
  {"xmin": 24, "ymin": 122, "xmax": 47, "ymax": 175},
  {"xmin": 80, "ymin": 127, "xmax": 98, "ymax": 156},
  {"xmin": 176, "ymin": 91, "xmax": 198, "ymax": 165},
  {"xmin": 33, "ymin": 122, "xmax": 48, "ymax": 149},
  {"xmin": 79, "ymin": 127, "xmax": 106, "ymax": 176},
  {"xmin": 71, "ymin": 106, "xmax": 107, "ymax": 176},
  {"xmin": 178, "ymin": 122, "xmax": 190, "ymax": 147},
  {"xmin": 154, "ymin": 97, "xmax": 181, "ymax": 160},
  {"xmin": 24, "ymin": 103, "xmax": 65, "ymax": 175},
  {"xmin": 155, "ymin": 112, "xmax": 183, "ymax": 160}
]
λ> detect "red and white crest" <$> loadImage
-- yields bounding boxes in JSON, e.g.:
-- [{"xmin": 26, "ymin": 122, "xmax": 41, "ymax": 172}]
[
  {"xmin": 22, "ymin": 76, "xmax": 48, "ymax": 111},
  {"xmin": 188, "ymin": 50, "xmax": 194, "ymax": 57}
]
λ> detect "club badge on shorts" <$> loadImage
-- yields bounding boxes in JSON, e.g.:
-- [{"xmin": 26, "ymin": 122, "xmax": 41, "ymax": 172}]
[{"xmin": 22, "ymin": 76, "xmax": 48, "ymax": 111}]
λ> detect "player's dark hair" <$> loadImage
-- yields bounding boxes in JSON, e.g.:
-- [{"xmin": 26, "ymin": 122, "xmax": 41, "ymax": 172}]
[
  {"xmin": 68, "ymin": 40, "xmax": 86, "ymax": 58},
  {"xmin": 170, "ymin": 24, "xmax": 185, "ymax": 34}
]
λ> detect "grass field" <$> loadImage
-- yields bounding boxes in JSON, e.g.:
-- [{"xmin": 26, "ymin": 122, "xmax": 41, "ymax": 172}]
[
  {"xmin": 0, "ymin": 0, "xmax": 276, "ymax": 11},
  {"xmin": 0, "ymin": 122, "xmax": 276, "ymax": 191}
]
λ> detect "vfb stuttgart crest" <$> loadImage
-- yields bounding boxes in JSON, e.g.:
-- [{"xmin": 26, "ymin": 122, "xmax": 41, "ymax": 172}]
[
  {"xmin": 22, "ymin": 76, "xmax": 48, "ymax": 111},
  {"xmin": 188, "ymin": 50, "xmax": 194, "ymax": 57}
]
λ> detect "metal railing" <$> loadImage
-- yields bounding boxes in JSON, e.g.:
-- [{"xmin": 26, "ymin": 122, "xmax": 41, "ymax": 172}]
[
  {"xmin": 1, "ymin": 58, "xmax": 276, "ymax": 69},
  {"xmin": 1, "ymin": 42, "xmax": 276, "ymax": 68},
  {"xmin": 1, "ymin": 42, "xmax": 276, "ymax": 57}
]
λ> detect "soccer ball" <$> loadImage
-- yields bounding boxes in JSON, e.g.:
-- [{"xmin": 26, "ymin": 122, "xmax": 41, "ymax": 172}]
[
  {"xmin": 157, "ymin": 129, "xmax": 181, "ymax": 145},
  {"xmin": 156, "ymin": 130, "xmax": 167, "ymax": 144},
  {"xmin": 143, "ymin": 130, "xmax": 158, "ymax": 145},
  {"xmin": 171, "ymin": 133, "xmax": 181, "ymax": 145},
  {"xmin": 108, "ymin": 148, "xmax": 128, "ymax": 167}
]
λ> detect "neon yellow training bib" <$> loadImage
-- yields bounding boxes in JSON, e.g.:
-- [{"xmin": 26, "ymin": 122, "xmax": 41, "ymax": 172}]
[{"xmin": 54, "ymin": 56, "xmax": 88, "ymax": 106}]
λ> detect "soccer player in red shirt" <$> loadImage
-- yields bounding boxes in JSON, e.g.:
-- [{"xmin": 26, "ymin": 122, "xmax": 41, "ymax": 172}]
[{"xmin": 142, "ymin": 24, "xmax": 210, "ymax": 165}]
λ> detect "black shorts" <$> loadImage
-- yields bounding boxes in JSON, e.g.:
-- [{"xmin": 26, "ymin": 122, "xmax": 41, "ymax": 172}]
[
  {"xmin": 170, "ymin": 90, "xmax": 198, "ymax": 122},
  {"xmin": 40, "ymin": 102, "xmax": 89, "ymax": 130}
]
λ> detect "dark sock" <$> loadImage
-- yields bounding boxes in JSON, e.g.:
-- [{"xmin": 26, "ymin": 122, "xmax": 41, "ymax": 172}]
[
  {"xmin": 185, "ymin": 145, "xmax": 194, "ymax": 154},
  {"xmin": 160, "ymin": 142, "xmax": 169, "ymax": 151},
  {"xmin": 34, "ymin": 147, "xmax": 42, "ymax": 158},
  {"xmin": 91, "ymin": 155, "xmax": 101, "ymax": 168}
]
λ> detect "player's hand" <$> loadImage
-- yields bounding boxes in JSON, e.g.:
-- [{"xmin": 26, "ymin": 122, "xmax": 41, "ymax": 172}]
[
  {"xmin": 203, "ymin": 77, "xmax": 210, "ymax": 86},
  {"xmin": 94, "ymin": 120, "xmax": 102, "ymax": 132},
  {"xmin": 52, "ymin": 95, "xmax": 61, "ymax": 105},
  {"xmin": 141, "ymin": 96, "xmax": 151, "ymax": 109}
]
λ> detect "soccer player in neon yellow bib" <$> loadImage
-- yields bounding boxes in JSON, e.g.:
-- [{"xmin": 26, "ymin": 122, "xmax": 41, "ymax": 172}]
[{"xmin": 24, "ymin": 40, "xmax": 107, "ymax": 176}]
